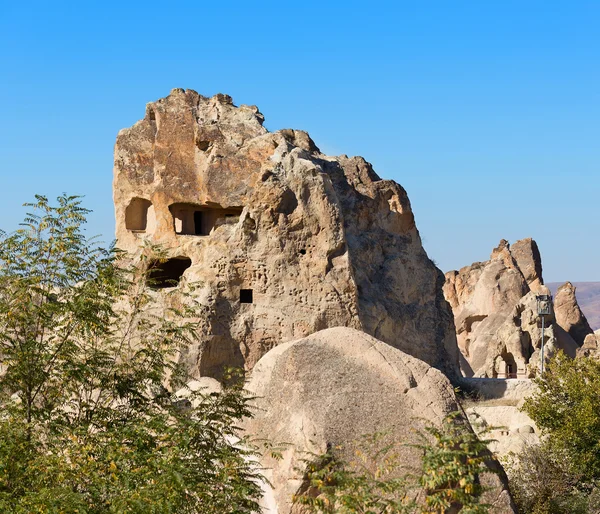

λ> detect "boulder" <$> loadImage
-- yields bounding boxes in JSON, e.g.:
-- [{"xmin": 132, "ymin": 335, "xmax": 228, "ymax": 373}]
[
  {"xmin": 113, "ymin": 89, "xmax": 460, "ymax": 380},
  {"xmin": 243, "ymin": 327, "xmax": 515, "ymax": 513},
  {"xmin": 444, "ymin": 238, "xmax": 580, "ymax": 377}
]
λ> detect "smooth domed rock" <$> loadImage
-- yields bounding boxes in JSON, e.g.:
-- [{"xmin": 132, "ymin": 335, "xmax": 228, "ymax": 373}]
[
  {"xmin": 113, "ymin": 89, "xmax": 460, "ymax": 380},
  {"xmin": 242, "ymin": 327, "xmax": 515, "ymax": 513}
]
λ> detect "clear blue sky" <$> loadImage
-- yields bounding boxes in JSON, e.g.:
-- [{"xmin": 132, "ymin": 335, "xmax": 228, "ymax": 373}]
[{"xmin": 1, "ymin": 1, "xmax": 598, "ymax": 281}]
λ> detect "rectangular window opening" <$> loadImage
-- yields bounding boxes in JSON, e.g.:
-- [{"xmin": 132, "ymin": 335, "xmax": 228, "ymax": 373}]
[
  {"xmin": 240, "ymin": 289, "xmax": 253, "ymax": 304},
  {"xmin": 194, "ymin": 211, "xmax": 204, "ymax": 235}
]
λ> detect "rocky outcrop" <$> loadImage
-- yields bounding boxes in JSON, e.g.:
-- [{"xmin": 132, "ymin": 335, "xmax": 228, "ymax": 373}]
[
  {"xmin": 113, "ymin": 89, "xmax": 459, "ymax": 380},
  {"xmin": 461, "ymin": 378, "xmax": 540, "ymax": 458},
  {"xmin": 243, "ymin": 327, "xmax": 516, "ymax": 513},
  {"xmin": 554, "ymin": 282, "xmax": 594, "ymax": 345},
  {"xmin": 444, "ymin": 239, "xmax": 580, "ymax": 377},
  {"xmin": 577, "ymin": 333, "xmax": 600, "ymax": 359},
  {"xmin": 548, "ymin": 282, "xmax": 600, "ymax": 331}
]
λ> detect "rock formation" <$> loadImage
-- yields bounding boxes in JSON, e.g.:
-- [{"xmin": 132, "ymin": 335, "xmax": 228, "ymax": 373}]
[
  {"xmin": 553, "ymin": 281, "xmax": 594, "ymax": 345},
  {"xmin": 243, "ymin": 327, "xmax": 516, "ymax": 514},
  {"xmin": 444, "ymin": 238, "xmax": 581, "ymax": 377},
  {"xmin": 577, "ymin": 332, "xmax": 600, "ymax": 359},
  {"xmin": 113, "ymin": 88, "xmax": 460, "ymax": 379},
  {"xmin": 462, "ymin": 378, "xmax": 540, "ymax": 458}
]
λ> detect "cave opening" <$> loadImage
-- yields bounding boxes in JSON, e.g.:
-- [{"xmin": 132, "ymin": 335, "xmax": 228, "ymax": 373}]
[
  {"xmin": 125, "ymin": 198, "xmax": 153, "ymax": 232},
  {"xmin": 169, "ymin": 203, "xmax": 243, "ymax": 236},
  {"xmin": 147, "ymin": 257, "xmax": 192, "ymax": 289}
]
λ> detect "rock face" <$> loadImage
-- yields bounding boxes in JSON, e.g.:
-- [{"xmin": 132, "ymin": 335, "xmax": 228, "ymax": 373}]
[
  {"xmin": 113, "ymin": 89, "xmax": 459, "ymax": 379},
  {"xmin": 553, "ymin": 282, "xmax": 594, "ymax": 345},
  {"xmin": 444, "ymin": 239, "xmax": 580, "ymax": 377},
  {"xmin": 461, "ymin": 378, "xmax": 540, "ymax": 458},
  {"xmin": 243, "ymin": 327, "xmax": 516, "ymax": 514},
  {"xmin": 577, "ymin": 333, "xmax": 600, "ymax": 359}
]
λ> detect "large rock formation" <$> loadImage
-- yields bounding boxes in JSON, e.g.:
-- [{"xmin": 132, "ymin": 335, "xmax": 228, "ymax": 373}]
[
  {"xmin": 553, "ymin": 281, "xmax": 594, "ymax": 345},
  {"xmin": 113, "ymin": 88, "xmax": 459, "ymax": 379},
  {"xmin": 243, "ymin": 327, "xmax": 516, "ymax": 513},
  {"xmin": 548, "ymin": 282, "xmax": 600, "ymax": 331},
  {"xmin": 444, "ymin": 239, "xmax": 582, "ymax": 377}
]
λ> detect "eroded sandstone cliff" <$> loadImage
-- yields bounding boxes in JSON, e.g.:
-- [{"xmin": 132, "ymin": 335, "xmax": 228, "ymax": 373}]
[
  {"xmin": 444, "ymin": 238, "xmax": 592, "ymax": 377},
  {"xmin": 113, "ymin": 88, "xmax": 460, "ymax": 380}
]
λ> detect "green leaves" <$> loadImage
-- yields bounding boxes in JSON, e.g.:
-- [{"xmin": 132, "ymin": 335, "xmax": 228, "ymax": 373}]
[
  {"xmin": 523, "ymin": 352, "xmax": 600, "ymax": 481},
  {"xmin": 294, "ymin": 414, "xmax": 496, "ymax": 514},
  {"xmin": 0, "ymin": 195, "xmax": 265, "ymax": 513},
  {"xmin": 508, "ymin": 352, "xmax": 600, "ymax": 512},
  {"xmin": 416, "ymin": 412, "xmax": 493, "ymax": 514}
]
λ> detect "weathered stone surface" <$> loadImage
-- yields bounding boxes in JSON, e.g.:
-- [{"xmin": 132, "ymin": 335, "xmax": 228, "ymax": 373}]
[
  {"xmin": 577, "ymin": 332, "xmax": 600, "ymax": 359},
  {"xmin": 113, "ymin": 89, "xmax": 459, "ymax": 379},
  {"xmin": 461, "ymin": 378, "xmax": 540, "ymax": 459},
  {"xmin": 444, "ymin": 238, "xmax": 579, "ymax": 377},
  {"xmin": 466, "ymin": 405, "xmax": 539, "ymax": 458},
  {"xmin": 243, "ymin": 327, "xmax": 516, "ymax": 514},
  {"xmin": 548, "ymin": 282, "xmax": 600, "ymax": 331},
  {"xmin": 554, "ymin": 282, "xmax": 594, "ymax": 346}
]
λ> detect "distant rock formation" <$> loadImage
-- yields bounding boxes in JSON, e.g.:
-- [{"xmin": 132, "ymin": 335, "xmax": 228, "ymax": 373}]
[
  {"xmin": 554, "ymin": 282, "xmax": 594, "ymax": 344},
  {"xmin": 113, "ymin": 89, "xmax": 460, "ymax": 380},
  {"xmin": 243, "ymin": 327, "xmax": 516, "ymax": 514},
  {"xmin": 444, "ymin": 238, "xmax": 584, "ymax": 377},
  {"xmin": 548, "ymin": 282, "xmax": 600, "ymax": 331}
]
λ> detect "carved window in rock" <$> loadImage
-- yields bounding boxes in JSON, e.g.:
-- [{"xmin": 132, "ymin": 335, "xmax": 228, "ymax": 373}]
[
  {"xmin": 147, "ymin": 257, "xmax": 192, "ymax": 289},
  {"xmin": 240, "ymin": 289, "xmax": 253, "ymax": 304},
  {"xmin": 125, "ymin": 198, "xmax": 154, "ymax": 233},
  {"xmin": 169, "ymin": 203, "xmax": 243, "ymax": 236}
]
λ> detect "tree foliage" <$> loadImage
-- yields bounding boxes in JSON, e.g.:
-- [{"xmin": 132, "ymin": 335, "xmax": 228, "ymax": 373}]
[
  {"xmin": 0, "ymin": 195, "xmax": 264, "ymax": 513},
  {"xmin": 509, "ymin": 351, "xmax": 600, "ymax": 513},
  {"xmin": 294, "ymin": 413, "xmax": 496, "ymax": 514},
  {"xmin": 522, "ymin": 351, "xmax": 600, "ymax": 481},
  {"xmin": 416, "ymin": 412, "xmax": 494, "ymax": 514},
  {"xmin": 504, "ymin": 441, "xmax": 600, "ymax": 514}
]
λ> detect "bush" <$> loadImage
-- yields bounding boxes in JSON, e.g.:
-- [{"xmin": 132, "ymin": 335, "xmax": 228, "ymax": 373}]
[
  {"xmin": 522, "ymin": 351, "xmax": 600, "ymax": 482},
  {"xmin": 507, "ymin": 351, "xmax": 600, "ymax": 513},
  {"xmin": 293, "ymin": 412, "xmax": 497, "ymax": 514},
  {"xmin": 504, "ymin": 442, "xmax": 600, "ymax": 514}
]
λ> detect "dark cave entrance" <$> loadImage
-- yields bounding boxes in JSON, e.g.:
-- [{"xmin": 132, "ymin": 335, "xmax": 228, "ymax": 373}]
[{"xmin": 147, "ymin": 257, "xmax": 192, "ymax": 289}]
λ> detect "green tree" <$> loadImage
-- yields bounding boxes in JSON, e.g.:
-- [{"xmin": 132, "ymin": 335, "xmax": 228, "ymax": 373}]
[
  {"xmin": 508, "ymin": 351, "xmax": 600, "ymax": 513},
  {"xmin": 293, "ymin": 434, "xmax": 416, "ymax": 514},
  {"xmin": 522, "ymin": 351, "xmax": 600, "ymax": 481},
  {"xmin": 0, "ymin": 195, "xmax": 264, "ymax": 513}
]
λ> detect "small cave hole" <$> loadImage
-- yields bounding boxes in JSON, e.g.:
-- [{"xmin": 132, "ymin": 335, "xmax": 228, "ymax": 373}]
[
  {"xmin": 196, "ymin": 140, "xmax": 212, "ymax": 152},
  {"xmin": 240, "ymin": 289, "xmax": 253, "ymax": 304},
  {"xmin": 147, "ymin": 257, "xmax": 192, "ymax": 289},
  {"xmin": 148, "ymin": 109, "xmax": 156, "ymax": 121},
  {"xmin": 299, "ymin": 248, "xmax": 306, "ymax": 255}
]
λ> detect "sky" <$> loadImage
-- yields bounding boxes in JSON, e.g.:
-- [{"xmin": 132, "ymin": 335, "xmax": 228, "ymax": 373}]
[{"xmin": 0, "ymin": 1, "xmax": 598, "ymax": 282}]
